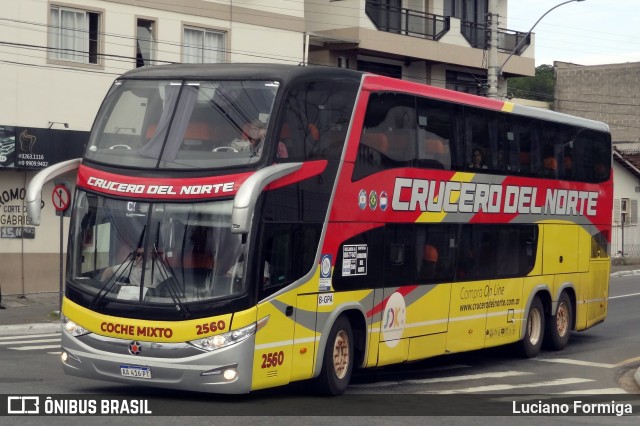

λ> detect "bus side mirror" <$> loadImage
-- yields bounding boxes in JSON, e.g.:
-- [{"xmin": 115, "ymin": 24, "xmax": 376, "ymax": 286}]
[{"xmin": 231, "ymin": 163, "xmax": 303, "ymax": 234}]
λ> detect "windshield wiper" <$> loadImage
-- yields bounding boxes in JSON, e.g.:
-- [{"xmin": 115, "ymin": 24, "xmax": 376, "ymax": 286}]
[
  {"xmin": 90, "ymin": 252, "xmax": 136, "ymax": 310},
  {"xmin": 150, "ymin": 244, "xmax": 191, "ymax": 319},
  {"xmin": 91, "ymin": 226, "xmax": 146, "ymax": 309}
]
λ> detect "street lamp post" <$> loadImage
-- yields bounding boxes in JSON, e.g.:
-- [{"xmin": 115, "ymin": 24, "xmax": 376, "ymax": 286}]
[{"xmin": 486, "ymin": 0, "xmax": 586, "ymax": 98}]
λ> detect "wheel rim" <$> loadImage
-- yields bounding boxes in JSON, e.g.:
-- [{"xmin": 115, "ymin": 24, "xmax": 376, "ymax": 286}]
[
  {"xmin": 556, "ymin": 302, "xmax": 569, "ymax": 337},
  {"xmin": 528, "ymin": 307, "xmax": 542, "ymax": 345},
  {"xmin": 333, "ymin": 330, "xmax": 350, "ymax": 380}
]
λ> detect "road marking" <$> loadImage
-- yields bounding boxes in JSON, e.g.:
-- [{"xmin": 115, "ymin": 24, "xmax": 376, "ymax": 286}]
[
  {"xmin": 350, "ymin": 371, "xmax": 531, "ymax": 388},
  {"xmin": 403, "ymin": 371, "xmax": 532, "ymax": 385},
  {"xmin": 615, "ymin": 355, "xmax": 640, "ymax": 367},
  {"xmin": 418, "ymin": 377, "xmax": 594, "ymax": 394},
  {"xmin": 0, "ymin": 333, "xmax": 59, "ymax": 341},
  {"xmin": 47, "ymin": 351, "xmax": 62, "ymax": 355},
  {"xmin": 609, "ymin": 292, "xmax": 640, "ymax": 300},
  {"xmin": 559, "ymin": 388, "xmax": 628, "ymax": 394},
  {"xmin": 534, "ymin": 358, "xmax": 616, "ymax": 369},
  {"xmin": 10, "ymin": 345, "xmax": 61, "ymax": 351},
  {"xmin": 0, "ymin": 338, "xmax": 60, "ymax": 346}
]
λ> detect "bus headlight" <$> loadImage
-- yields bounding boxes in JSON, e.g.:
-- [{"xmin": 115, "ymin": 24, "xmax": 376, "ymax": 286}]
[
  {"xmin": 189, "ymin": 316, "xmax": 269, "ymax": 352},
  {"xmin": 189, "ymin": 323, "xmax": 256, "ymax": 352},
  {"xmin": 62, "ymin": 316, "xmax": 90, "ymax": 337}
]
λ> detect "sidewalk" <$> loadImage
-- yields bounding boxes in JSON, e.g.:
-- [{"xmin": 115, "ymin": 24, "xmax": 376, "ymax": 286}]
[{"xmin": 0, "ymin": 292, "xmax": 61, "ymax": 336}]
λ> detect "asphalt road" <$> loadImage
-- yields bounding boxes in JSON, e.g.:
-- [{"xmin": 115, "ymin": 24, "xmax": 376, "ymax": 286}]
[{"xmin": 0, "ymin": 274, "xmax": 639, "ymax": 424}]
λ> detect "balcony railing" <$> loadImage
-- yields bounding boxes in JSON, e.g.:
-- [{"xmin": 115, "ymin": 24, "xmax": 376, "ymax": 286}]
[
  {"xmin": 461, "ymin": 21, "xmax": 530, "ymax": 54},
  {"xmin": 365, "ymin": 1, "xmax": 449, "ymax": 41}
]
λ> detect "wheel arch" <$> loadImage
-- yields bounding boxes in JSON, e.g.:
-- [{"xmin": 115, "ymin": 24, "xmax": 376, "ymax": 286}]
[
  {"xmin": 312, "ymin": 304, "xmax": 367, "ymax": 378},
  {"xmin": 520, "ymin": 284, "xmax": 552, "ymax": 340}
]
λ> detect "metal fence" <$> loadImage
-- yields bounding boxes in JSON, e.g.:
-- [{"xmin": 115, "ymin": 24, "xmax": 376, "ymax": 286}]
[{"xmin": 365, "ymin": 1, "xmax": 449, "ymax": 41}]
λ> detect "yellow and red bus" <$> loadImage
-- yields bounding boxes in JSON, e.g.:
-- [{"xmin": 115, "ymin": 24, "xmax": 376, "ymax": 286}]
[{"xmin": 27, "ymin": 64, "xmax": 612, "ymax": 395}]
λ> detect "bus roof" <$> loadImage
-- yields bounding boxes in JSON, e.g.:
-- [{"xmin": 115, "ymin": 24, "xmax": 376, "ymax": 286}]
[
  {"xmin": 119, "ymin": 63, "xmax": 364, "ymax": 85},
  {"xmin": 120, "ymin": 64, "xmax": 609, "ymax": 134}
]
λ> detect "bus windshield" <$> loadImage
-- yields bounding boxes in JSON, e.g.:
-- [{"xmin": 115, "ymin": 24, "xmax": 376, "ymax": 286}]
[
  {"xmin": 69, "ymin": 191, "xmax": 246, "ymax": 305},
  {"xmin": 85, "ymin": 79, "xmax": 280, "ymax": 169}
]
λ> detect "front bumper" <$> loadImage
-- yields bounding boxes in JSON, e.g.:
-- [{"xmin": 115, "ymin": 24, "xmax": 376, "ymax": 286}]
[{"xmin": 61, "ymin": 329, "xmax": 255, "ymax": 394}]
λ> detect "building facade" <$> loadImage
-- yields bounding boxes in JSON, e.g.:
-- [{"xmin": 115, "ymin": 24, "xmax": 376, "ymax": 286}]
[
  {"xmin": 555, "ymin": 61, "xmax": 640, "ymax": 256},
  {"xmin": 306, "ymin": 0, "xmax": 534, "ymax": 94},
  {"xmin": 0, "ymin": 0, "xmax": 534, "ymax": 295}
]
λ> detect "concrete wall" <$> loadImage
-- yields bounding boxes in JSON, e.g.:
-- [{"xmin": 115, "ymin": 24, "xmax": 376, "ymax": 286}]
[
  {"xmin": 0, "ymin": 170, "xmax": 74, "ymax": 295},
  {"xmin": 555, "ymin": 61, "xmax": 640, "ymax": 144}
]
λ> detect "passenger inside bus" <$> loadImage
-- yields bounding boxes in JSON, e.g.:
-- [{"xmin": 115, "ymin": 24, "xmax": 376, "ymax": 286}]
[
  {"xmin": 594, "ymin": 160, "xmax": 609, "ymax": 180},
  {"xmin": 225, "ymin": 119, "xmax": 267, "ymax": 153},
  {"xmin": 226, "ymin": 253, "xmax": 270, "ymax": 290},
  {"xmin": 420, "ymin": 244, "xmax": 439, "ymax": 280},
  {"xmin": 469, "ymin": 147, "xmax": 488, "ymax": 169},
  {"xmin": 543, "ymin": 157, "xmax": 558, "ymax": 178}
]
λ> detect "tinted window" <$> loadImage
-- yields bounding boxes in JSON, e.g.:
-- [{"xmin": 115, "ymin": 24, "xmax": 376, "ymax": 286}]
[
  {"xmin": 352, "ymin": 93, "xmax": 610, "ymax": 184},
  {"xmin": 333, "ymin": 224, "xmax": 538, "ymax": 290}
]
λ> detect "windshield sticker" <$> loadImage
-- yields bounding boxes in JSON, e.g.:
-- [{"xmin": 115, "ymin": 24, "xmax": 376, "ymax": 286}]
[{"xmin": 342, "ymin": 244, "xmax": 367, "ymax": 276}]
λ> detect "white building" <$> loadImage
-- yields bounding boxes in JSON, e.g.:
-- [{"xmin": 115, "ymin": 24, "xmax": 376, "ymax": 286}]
[
  {"xmin": 0, "ymin": 0, "xmax": 533, "ymax": 295},
  {"xmin": 612, "ymin": 150, "xmax": 640, "ymax": 256}
]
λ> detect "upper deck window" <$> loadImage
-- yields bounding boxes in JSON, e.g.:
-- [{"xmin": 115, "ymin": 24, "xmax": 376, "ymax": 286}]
[{"xmin": 85, "ymin": 79, "xmax": 279, "ymax": 169}]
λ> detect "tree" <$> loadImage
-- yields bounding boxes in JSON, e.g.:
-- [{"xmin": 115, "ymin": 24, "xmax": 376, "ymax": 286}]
[{"xmin": 506, "ymin": 64, "xmax": 555, "ymax": 102}]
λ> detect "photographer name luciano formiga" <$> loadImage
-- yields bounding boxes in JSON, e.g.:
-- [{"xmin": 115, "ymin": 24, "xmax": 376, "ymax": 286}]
[{"xmin": 512, "ymin": 400, "xmax": 633, "ymax": 416}]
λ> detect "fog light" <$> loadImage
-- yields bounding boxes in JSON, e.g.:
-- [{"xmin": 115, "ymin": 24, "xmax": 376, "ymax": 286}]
[
  {"xmin": 61, "ymin": 351, "xmax": 68, "ymax": 363},
  {"xmin": 223, "ymin": 369, "xmax": 237, "ymax": 381}
]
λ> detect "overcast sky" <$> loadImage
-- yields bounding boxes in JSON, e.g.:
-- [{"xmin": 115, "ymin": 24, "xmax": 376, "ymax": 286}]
[{"xmin": 507, "ymin": 0, "xmax": 640, "ymax": 66}]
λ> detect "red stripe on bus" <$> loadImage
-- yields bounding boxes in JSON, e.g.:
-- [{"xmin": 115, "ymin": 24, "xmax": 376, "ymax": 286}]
[{"xmin": 366, "ymin": 285, "xmax": 419, "ymax": 318}]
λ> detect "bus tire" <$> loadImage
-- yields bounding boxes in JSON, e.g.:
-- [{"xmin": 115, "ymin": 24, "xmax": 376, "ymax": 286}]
[
  {"xmin": 520, "ymin": 296, "xmax": 545, "ymax": 358},
  {"xmin": 314, "ymin": 316, "xmax": 353, "ymax": 395},
  {"xmin": 545, "ymin": 291, "xmax": 572, "ymax": 351}
]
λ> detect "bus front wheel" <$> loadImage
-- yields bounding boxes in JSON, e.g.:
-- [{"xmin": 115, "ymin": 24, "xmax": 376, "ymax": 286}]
[
  {"xmin": 520, "ymin": 296, "xmax": 545, "ymax": 358},
  {"xmin": 545, "ymin": 291, "xmax": 572, "ymax": 351},
  {"xmin": 314, "ymin": 316, "xmax": 353, "ymax": 395}
]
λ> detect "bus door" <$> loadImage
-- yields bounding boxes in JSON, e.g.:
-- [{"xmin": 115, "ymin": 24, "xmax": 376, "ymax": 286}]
[
  {"xmin": 253, "ymin": 279, "xmax": 297, "ymax": 390},
  {"xmin": 483, "ymin": 226, "xmax": 535, "ymax": 348},
  {"xmin": 251, "ymin": 229, "xmax": 298, "ymax": 390},
  {"xmin": 252, "ymin": 222, "xmax": 323, "ymax": 387},
  {"xmin": 448, "ymin": 280, "xmax": 488, "ymax": 353},
  {"xmin": 447, "ymin": 225, "xmax": 494, "ymax": 353},
  {"xmin": 378, "ymin": 224, "xmax": 453, "ymax": 365}
]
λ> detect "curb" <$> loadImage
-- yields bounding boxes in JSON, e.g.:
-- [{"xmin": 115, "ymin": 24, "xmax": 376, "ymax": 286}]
[
  {"xmin": 0, "ymin": 322, "xmax": 61, "ymax": 337},
  {"xmin": 610, "ymin": 269, "xmax": 640, "ymax": 278}
]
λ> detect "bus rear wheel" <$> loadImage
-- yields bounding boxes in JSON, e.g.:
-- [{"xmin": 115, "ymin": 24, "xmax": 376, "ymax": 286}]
[
  {"xmin": 545, "ymin": 291, "xmax": 572, "ymax": 351},
  {"xmin": 314, "ymin": 316, "xmax": 353, "ymax": 395},
  {"xmin": 520, "ymin": 296, "xmax": 545, "ymax": 358}
]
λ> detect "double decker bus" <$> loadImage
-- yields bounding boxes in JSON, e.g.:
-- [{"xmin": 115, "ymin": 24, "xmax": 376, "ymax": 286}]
[{"xmin": 27, "ymin": 64, "xmax": 612, "ymax": 395}]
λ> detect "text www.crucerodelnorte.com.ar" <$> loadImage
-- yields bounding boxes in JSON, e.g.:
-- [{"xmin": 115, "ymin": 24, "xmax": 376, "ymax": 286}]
[{"xmin": 459, "ymin": 298, "xmax": 520, "ymax": 312}]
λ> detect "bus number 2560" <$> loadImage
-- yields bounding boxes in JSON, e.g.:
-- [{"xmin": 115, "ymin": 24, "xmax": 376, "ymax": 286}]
[
  {"xmin": 261, "ymin": 351, "xmax": 285, "ymax": 368},
  {"xmin": 195, "ymin": 320, "xmax": 226, "ymax": 335}
]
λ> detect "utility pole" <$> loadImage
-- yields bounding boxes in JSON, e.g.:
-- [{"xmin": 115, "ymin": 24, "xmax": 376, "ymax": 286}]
[
  {"xmin": 489, "ymin": 0, "xmax": 587, "ymax": 99},
  {"xmin": 486, "ymin": 0, "xmax": 499, "ymax": 98}
]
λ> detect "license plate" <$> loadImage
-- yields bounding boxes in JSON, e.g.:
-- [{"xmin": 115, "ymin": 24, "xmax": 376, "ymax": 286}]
[{"xmin": 120, "ymin": 365, "xmax": 152, "ymax": 379}]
